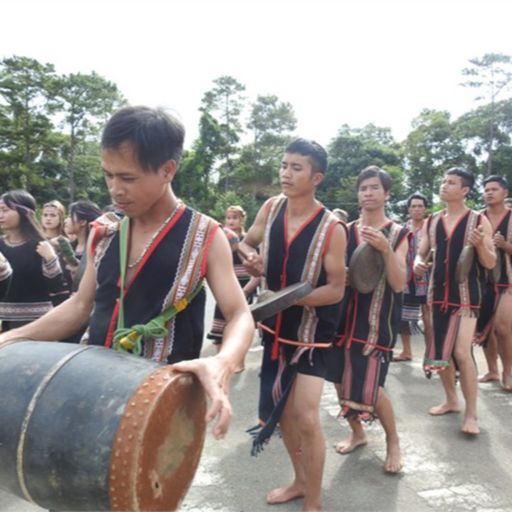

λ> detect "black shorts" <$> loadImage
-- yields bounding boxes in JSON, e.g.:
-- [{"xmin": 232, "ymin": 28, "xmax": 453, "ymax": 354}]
[{"xmin": 277, "ymin": 337, "xmax": 331, "ymax": 379}]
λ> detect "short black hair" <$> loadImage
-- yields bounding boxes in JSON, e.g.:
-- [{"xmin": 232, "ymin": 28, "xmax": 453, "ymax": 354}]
[
  {"xmin": 445, "ymin": 167, "xmax": 475, "ymax": 190},
  {"xmin": 483, "ymin": 175, "xmax": 509, "ymax": 190},
  {"xmin": 407, "ymin": 192, "xmax": 428, "ymax": 208},
  {"xmin": 285, "ymin": 138, "xmax": 328, "ymax": 174},
  {"xmin": 356, "ymin": 165, "xmax": 392, "ymax": 192},
  {"xmin": 101, "ymin": 106, "xmax": 185, "ymax": 173}
]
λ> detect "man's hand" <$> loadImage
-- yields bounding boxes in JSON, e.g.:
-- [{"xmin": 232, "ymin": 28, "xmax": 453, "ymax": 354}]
[
  {"xmin": 170, "ymin": 356, "xmax": 233, "ymax": 440},
  {"xmin": 0, "ymin": 335, "xmax": 24, "ymax": 349},
  {"xmin": 360, "ymin": 226, "xmax": 390, "ymax": 254},
  {"xmin": 493, "ymin": 233, "xmax": 507, "ymax": 249},
  {"xmin": 242, "ymin": 252, "xmax": 265, "ymax": 277},
  {"xmin": 413, "ymin": 256, "xmax": 431, "ymax": 278},
  {"xmin": 469, "ymin": 225, "xmax": 485, "ymax": 248}
]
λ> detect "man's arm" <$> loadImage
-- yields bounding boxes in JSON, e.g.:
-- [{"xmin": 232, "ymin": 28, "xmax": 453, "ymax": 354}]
[
  {"xmin": 171, "ymin": 227, "xmax": 255, "ymax": 439},
  {"xmin": 206, "ymin": 228, "xmax": 255, "ymax": 371},
  {"xmin": 297, "ymin": 223, "xmax": 346, "ymax": 307},
  {"xmin": 413, "ymin": 221, "xmax": 431, "ymax": 278},
  {"xmin": 470, "ymin": 216, "xmax": 496, "ymax": 269},
  {"xmin": 0, "ymin": 232, "xmax": 98, "ymax": 345},
  {"xmin": 238, "ymin": 199, "xmax": 272, "ymax": 277}
]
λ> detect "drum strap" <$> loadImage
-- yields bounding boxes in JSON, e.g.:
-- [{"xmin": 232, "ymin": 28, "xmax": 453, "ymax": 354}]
[{"xmin": 113, "ymin": 217, "xmax": 203, "ymax": 355}]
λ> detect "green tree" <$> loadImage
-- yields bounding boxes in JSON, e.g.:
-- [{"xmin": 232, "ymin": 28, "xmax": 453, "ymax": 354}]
[
  {"xmin": 53, "ymin": 72, "xmax": 125, "ymax": 201},
  {"xmin": 454, "ymin": 98, "xmax": 512, "ymax": 183},
  {"xmin": 231, "ymin": 94, "xmax": 297, "ymax": 197},
  {"xmin": 461, "ymin": 53, "xmax": 512, "ymax": 174},
  {"xmin": 0, "ymin": 55, "xmax": 61, "ymax": 193},
  {"xmin": 403, "ymin": 109, "xmax": 470, "ymax": 204},
  {"xmin": 200, "ymin": 76, "xmax": 246, "ymax": 190},
  {"xmin": 325, "ymin": 124, "xmax": 404, "ymax": 220},
  {"xmin": 174, "ymin": 112, "xmax": 224, "ymax": 212}
]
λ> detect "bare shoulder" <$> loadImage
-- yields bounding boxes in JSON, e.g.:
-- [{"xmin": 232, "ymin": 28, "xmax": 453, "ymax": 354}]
[{"xmin": 478, "ymin": 213, "xmax": 493, "ymax": 232}]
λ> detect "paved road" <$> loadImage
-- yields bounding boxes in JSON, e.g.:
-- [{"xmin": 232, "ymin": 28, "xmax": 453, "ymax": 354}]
[
  {"xmin": 180, "ymin": 338, "xmax": 512, "ymax": 512},
  {"xmin": 2, "ymin": 291, "xmax": 512, "ymax": 511}
]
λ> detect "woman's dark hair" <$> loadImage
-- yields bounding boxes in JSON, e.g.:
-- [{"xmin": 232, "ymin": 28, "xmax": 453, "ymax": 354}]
[
  {"xmin": 69, "ymin": 200, "xmax": 102, "ymax": 237},
  {"xmin": 1, "ymin": 189, "xmax": 46, "ymax": 242}
]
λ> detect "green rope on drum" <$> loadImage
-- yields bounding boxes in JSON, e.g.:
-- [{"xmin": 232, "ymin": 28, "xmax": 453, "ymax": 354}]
[
  {"xmin": 113, "ymin": 216, "xmax": 203, "ymax": 355},
  {"xmin": 113, "ymin": 285, "xmax": 203, "ymax": 355}
]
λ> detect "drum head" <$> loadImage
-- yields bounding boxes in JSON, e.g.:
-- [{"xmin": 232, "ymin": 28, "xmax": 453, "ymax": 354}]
[
  {"xmin": 455, "ymin": 245, "xmax": 475, "ymax": 284},
  {"xmin": 348, "ymin": 243, "xmax": 385, "ymax": 294},
  {"xmin": 250, "ymin": 282, "xmax": 313, "ymax": 322},
  {"xmin": 109, "ymin": 369, "xmax": 207, "ymax": 511}
]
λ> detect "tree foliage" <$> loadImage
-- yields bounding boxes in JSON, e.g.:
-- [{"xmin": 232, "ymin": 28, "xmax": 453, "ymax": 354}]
[
  {"xmin": 53, "ymin": 72, "xmax": 125, "ymax": 201},
  {"xmin": 403, "ymin": 109, "xmax": 471, "ymax": 204},
  {"xmin": 324, "ymin": 124, "xmax": 404, "ymax": 220},
  {"xmin": 0, "ymin": 56, "xmax": 124, "ymax": 208},
  {"xmin": 461, "ymin": 53, "xmax": 512, "ymax": 174},
  {"xmin": 1, "ymin": 57, "xmax": 512, "ymax": 223}
]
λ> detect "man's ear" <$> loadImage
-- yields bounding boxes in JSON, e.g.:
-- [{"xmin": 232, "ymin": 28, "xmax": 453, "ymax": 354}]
[
  {"xmin": 162, "ymin": 160, "xmax": 177, "ymax": 182},
  {"xmin": 313, "ymin": 172, "xmax": 324, "ymax": 187}
]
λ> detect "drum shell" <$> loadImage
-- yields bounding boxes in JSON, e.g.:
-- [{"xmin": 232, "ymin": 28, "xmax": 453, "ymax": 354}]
[{"xmin": 0, "ymin": 341, "xmax": 206, "ymax": 511}]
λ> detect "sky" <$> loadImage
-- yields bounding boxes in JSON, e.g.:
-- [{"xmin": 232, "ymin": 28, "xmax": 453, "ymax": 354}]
[{"xmin": 1, "ymin": 0, "xmax": 512, "ymax": 149}]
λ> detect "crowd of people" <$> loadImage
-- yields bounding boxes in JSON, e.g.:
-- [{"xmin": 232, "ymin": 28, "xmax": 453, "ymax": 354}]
[{"xmin": 0, "ymin": 105, "xmax": 510, "ymax": 512}]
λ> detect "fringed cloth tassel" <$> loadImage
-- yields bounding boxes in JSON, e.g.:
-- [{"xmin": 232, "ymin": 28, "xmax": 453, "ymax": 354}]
[{"xmin": 249, "ymin": 366, "xmax": 296, "ymax": 456}]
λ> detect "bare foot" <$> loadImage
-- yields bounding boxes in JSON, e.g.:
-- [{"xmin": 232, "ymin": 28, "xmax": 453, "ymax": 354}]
[
  {"xmin": 302, "ymin": 498, "xmax": 322, "ymax": 512},
  {"xmin": 383, "ymin": 439, "xmax": 403, "ymax": 473},
  {"xmin": 334, "ymin": 434, "xmax": 367, "ymax": 455},
  {"xmin": 266, "ymin": 483, "xmax": 305, "ymax": 505},
  {"xmin": 461, "ymin": 415, "xmax": 480, "ymax": 435},
  {"xmin": 478, "ymin": 372, "xmax": 500, "ymax": 383},
  {"xmin": 393, "ymin": 353, "xmax": 412, "ymax": 362},
  {"xmin": 501, "ymin": 373, "xmax": 512, "ymax": 392},
  {"xmin": 429, "ymin": 402, "xmax": 460, "ymax": 416}
]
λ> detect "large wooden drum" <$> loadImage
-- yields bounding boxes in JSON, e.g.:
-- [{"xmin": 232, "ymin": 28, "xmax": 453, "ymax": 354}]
[{"xmin": 0, "ymin": 341, "xmax": 206, "ymax": 511}]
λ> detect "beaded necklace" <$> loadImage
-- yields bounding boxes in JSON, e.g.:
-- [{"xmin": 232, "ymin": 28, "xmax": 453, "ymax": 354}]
[{"xmin": 127, "ymin": 202, "xmax": 182, "ymax": 269}]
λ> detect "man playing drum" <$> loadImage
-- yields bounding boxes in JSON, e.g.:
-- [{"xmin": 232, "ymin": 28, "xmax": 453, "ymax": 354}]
[
  {"xmin": 475, "ymin": 175, "xmax": 512, "ymax": 391},
  {"xmin": 414, "ymin": 168, "xmax": 495, "ymax": 435},
  {"xmin": 0, "ymin": 106, "xmax": 255, "ymax": 438},
  {"xmin": 240, "ymin": 138, "xmax": 346, "ymax": 512},
  {"xmin": 327, "ymin": 166, "xmax": 408, "ymax": 474}
]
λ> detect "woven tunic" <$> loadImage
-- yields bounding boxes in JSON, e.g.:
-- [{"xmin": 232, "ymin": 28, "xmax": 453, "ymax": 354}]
[
  {"xmin": 0, "ymin": 237, "xmax": 69, "ymax": 328},
  {"xmin": 475, "ymin": 209, "xmax": 512, "ymax": 343},
  {"xmin": 330, "ymin": 220, "xmax": 408, "ymax": 419},
  {"xmin": 424, "ymin": 210, "xmax": 486, "ymax": 371},
  {"xmin": 251, "ymin": 196, "xmax": 341, "ymax": 454},
  {"xmin": 403, "ymin": 220, "xmax": 429, "ymax": 314},
  {"xmin": 85, "ymin": 205, "xmax": 218, "ymax": 364}
]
